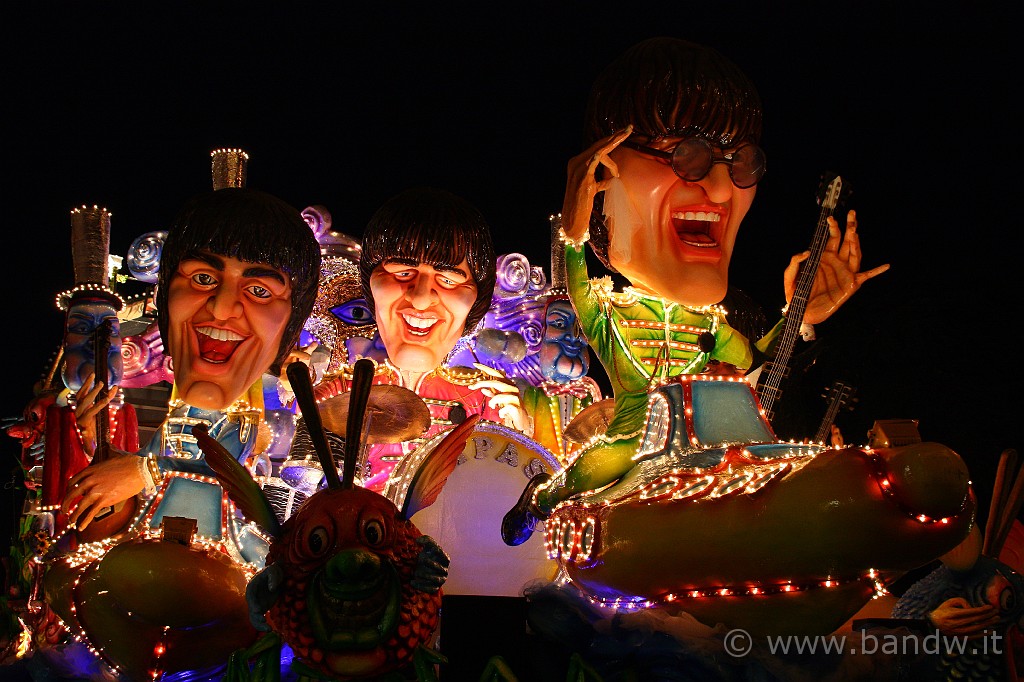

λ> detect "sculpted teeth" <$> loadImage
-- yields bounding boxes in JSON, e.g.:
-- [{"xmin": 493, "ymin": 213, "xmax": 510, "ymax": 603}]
[
  {"xmin": 196, "ymin": 326, "xmax": 244, "ymax": 341},
  {"xmin": 402, "ymin": 314, "xmax": 438, "ymax": 331},
  {"xmin": 671, "ymin": 211, "xmax": 721, "ymax": 222}
]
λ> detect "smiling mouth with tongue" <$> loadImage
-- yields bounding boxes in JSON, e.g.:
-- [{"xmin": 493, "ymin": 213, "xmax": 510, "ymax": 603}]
[
  {"xmin": 671, "ymin": 210, "xmax": 721, "ymax": 248},
  {"xmin": 196, "ymin": 326, "xmax": 245, "ymax": 363}
]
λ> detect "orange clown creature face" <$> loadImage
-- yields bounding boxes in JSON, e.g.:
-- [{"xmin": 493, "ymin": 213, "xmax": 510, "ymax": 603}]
[
  {"xmin": 369, "ymin": 258, "xmax": 477, "ymax": 374},
  {"xmin": 168, "ymin": 251, "xmax": 293, "ymax": 410},
  {"xmin": 605, "ymin": 136, "xmax": 757, "ymax": 308}
]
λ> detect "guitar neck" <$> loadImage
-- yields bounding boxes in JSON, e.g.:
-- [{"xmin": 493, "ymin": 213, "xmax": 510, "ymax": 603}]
[
  {"xmin": 756, "ymin": 175, "xmax": 843, "ymax": 419},
  {"xmin": 814, "ymin": 391, "xmax": 843, "ymax": 443},
  {"xmin": 814, "ymin": 381, "xmax": 855, "ymax": 444},
  {"xmin": 92, "ymin": 320, "xmax": 112, "ymax": 462},
  {"xmin": 756, "ymin": 207, "xmax": 832, "ymax": 412}
]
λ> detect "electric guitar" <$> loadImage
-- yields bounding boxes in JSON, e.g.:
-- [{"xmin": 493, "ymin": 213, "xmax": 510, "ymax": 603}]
[
  {"xmin": 756, "ymin": 174, "xmax": 848, "ymax": 423},
  {"xmin": 814, "ymin": 379, "xmax": 858, "ymax": 444}
]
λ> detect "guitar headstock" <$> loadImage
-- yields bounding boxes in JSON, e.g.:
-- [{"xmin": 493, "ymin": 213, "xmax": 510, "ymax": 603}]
[
  {"xmin": 821, "ymin": 380, "xmax": 858, "ymax": 411},
  {"xmin": 816, "ymin": 172, "xmax": 853, "ymax": 211}
]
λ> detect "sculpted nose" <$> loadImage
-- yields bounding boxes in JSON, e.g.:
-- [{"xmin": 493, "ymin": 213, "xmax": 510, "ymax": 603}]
[
  {"xmin": 208, "ymin": 287, "xmax": 243, "ymax": 319},
  {"xmin": 693, "ymin": 163, "xmax": 734, "ymax": 204},
  {"xmin": 325, "ymin": 549, "xmax": 381, "ymax": 584},
  {"xmin": 405, "ymin": 275, "xmax": 436, "ymax": 310}
]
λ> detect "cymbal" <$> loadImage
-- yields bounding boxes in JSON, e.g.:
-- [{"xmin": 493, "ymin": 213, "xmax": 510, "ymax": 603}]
[
  {"xmin": 318, "ymin": 384, "xmax": 431, "ymax": 444},
  {"xmin": 563, "ymin": 398, "xmax": 616, "ymax": 444}
]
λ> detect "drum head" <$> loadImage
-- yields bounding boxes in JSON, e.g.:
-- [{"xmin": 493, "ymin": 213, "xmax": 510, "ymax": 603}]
[{"xmin": 385, "ymin": 421, "xmax": 561, "ymax": 597}]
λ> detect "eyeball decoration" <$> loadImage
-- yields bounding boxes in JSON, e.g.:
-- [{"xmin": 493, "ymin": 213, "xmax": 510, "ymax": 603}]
[{"xmin": 125, "ymin": 230, "xmax": 168, "ymax": 283}]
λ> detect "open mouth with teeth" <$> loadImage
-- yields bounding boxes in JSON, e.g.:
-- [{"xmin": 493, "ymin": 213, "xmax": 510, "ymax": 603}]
[
  {"xmin": 195, "ymin": 325, "xmax": 246, "ymax": 363},
  {"xmin": 671, "ymin": 210, "xmax": 722, "ymax": 248},
  {"xmin": 307, "ymin": 555, "xmax": 401, "ymax": 651},
  {"xmin": 401, "ymin": 313, "xmax": 440, "ymax": 338}
]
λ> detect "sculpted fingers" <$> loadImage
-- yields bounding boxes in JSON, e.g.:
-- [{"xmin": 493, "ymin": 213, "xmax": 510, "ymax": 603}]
[
  {"xmin": 82, "ymin": 386, "xmax": 118, "ymax": 422},
  {"xmin": 587, "ymin": 125, "xmax": 632, "ymax": 176},
  {"xmin": 71, "ymin": 496, "xmax": 104, "ymax": 531},
  {"xmin": 486, "ymin": 393, "xmax": 522, "ymax": 410},
  {"xmin": 563, "ymin": 127, "xmax": 633, "ymax": 239},
  {"xmin": 75, "ymin": 374, "xmax": 104, "ymax": 414},
  {"xmin": 857, "ymin": 263, "xmax": 890, "ymax": 284},
  {"xmin": 836, "ymin": 211, "xmax": 863, "ymax": 270},
  {"xmin": 472, "ymin": 362, "xmax": 504, "ymax": 378},
  {"xmin": 61, "ymin": 472, "xmax": 89, "ymax": 514},
  {"xmin": 471, "ymin": 379, "xmax": 518, "ymax": 395},
  {"xmin": 824, "ymin": 216, "xmax": 842, "ymax": 253},
  {"xmin": 783, "ymin": 252, "xmax": 809, "ymax": 301},
  {"xmin": 471, "ymin": 364, "xmax": 520, "ymax": 397},
  {"xmin": 845, "ymin": 209, "xmax": 858, "ymax": 231}
]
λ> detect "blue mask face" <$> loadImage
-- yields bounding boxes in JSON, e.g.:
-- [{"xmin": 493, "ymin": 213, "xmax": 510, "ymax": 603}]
[
  {"xmin": 539, "ymin": 298, "xmax": 588, "ymax": 383},
  {"xmin": 62, "ymin": 297, "xmax": 123, "ymax": 391}
]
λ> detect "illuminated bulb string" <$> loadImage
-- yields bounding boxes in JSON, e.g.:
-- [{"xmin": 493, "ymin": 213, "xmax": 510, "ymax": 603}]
[
  {"xmin": 868, "ymin": 451, "xmax": 966, "ymax": 525},
  {"xmin": 562, "ymin": 570, "xmax": 886, "ymax": 613}
]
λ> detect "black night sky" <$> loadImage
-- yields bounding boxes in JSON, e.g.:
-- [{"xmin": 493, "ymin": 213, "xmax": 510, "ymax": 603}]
[{"xmin": 3, "ymin": 2, "xmax": 1021, "ymax": 535}]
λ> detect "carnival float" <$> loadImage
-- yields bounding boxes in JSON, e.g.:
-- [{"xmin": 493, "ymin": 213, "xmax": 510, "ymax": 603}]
[{"xmin": 2, "ymin": 36, "xmax": 1022, "ymax": 682}]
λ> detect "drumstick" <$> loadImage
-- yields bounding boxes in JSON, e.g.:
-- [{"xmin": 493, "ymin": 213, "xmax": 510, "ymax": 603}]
[
  {"xmin": 287, "ymin": 361, "xmax": 342, "ymax": 490},
  {"xmin": 343, "ymin": 359, "xmax": 375, "ymax": 490}
]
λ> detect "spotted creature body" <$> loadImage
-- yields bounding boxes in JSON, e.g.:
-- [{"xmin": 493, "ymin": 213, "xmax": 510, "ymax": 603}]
[{"xmin": 262, "ymin": 485, "xmax": 445, "ymax": 679}]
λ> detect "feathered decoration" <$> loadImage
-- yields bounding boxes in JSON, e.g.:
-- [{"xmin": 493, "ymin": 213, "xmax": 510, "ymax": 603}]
[
  {"xmin": 194, "ymin": 423, "xmax": 281, "ymax": 538},
  {"xmin": 401, "ymin": 414, "xmax": 480, "ymax": 519}
]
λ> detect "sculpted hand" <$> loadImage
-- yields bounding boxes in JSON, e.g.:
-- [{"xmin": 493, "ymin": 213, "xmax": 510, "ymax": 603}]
[
  {"xmin": 927, "ymin": 597, "xmax": 1000, "ymax": 639},
  {"xmin": 411, "ymin": 535, "xmax": 450, "ymax": 594},
  {"xmin": 561, "ymin": 126, "xmax": 632, "ymax": 242},
  {"xmin": 277, "ymin": 341, "xmax": 320, "ymax": 393},
  {"xmin": 246, "ymin": 563, "xmax": 284, "ymax": 631},
  {"xmin": 62, "ymin": 453, "xmax": 145, "ymax": 530},
  {"xmin": 829, "ymin": 424, "xmax": 845, "ymax": 449},
  {"xmin": 785, "ymin": 210, "xmax": 890, "ymax": 324},
  {"xmin": 73, "ymin": 371, "xmax": 118, "ymax": 458},
  {"xmin": 470, "ymin": 364, "xmax": 533, "ymax": 435}
]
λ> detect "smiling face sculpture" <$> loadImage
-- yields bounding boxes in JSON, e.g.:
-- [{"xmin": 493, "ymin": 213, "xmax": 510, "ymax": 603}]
[
  {"xmin": 156, "ymin": 187, "xmax": 321, "ymax": 410},
  {"xmin": 359, "ymin": 186, "xmax": 496, "ymax": 376},
  {"xmin": 166, "ymin": 251, "xmax": 293, "ymax": 410},
  {"xmin": 39, "ymin": 188, "xmax": 322, "ymax": 680}
]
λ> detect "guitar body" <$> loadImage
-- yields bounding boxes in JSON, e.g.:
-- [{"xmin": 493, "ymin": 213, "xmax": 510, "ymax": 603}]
[{"xmin": 75, "ymin": 495, "xmax": 140, "ymax": 544}]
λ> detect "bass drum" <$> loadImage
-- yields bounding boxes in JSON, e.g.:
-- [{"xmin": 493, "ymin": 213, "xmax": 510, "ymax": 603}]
[{"xmin": 384, "ymin": 420, "xmax": 560, "ymax": 597}]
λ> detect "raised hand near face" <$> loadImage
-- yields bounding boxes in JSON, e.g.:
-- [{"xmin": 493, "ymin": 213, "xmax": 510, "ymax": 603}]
[
  {"xmin": 73, "ymin": 371, "xmax": 119, "ymax": 458},
  {"xmin": 560, "ymin": 126, "xmax": 632, "ymax": 242},
  {"xmin": 786, "ymin": 210, "xmax": 890, "ymax": 325}
]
